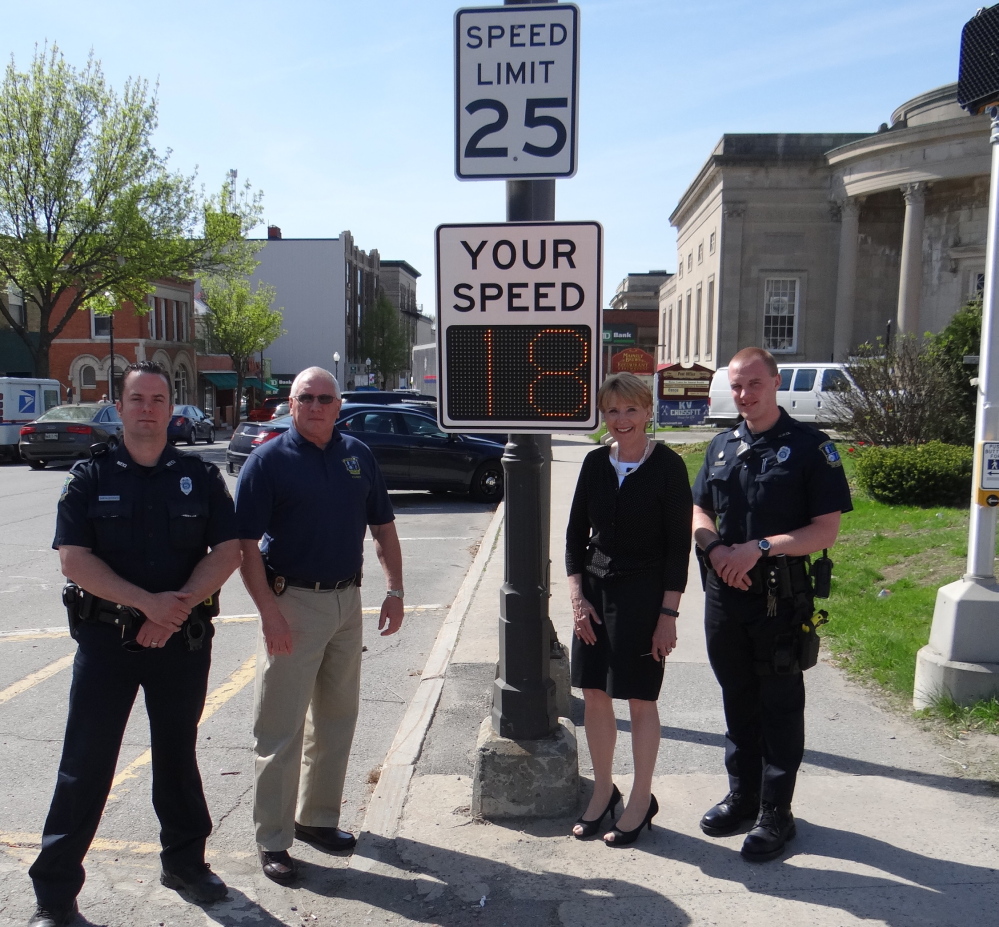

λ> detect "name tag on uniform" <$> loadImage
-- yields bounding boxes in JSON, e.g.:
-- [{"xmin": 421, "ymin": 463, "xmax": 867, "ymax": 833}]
[{"xmin": 98, "ymin": 495, "xmax": 121, "ymax": 502}]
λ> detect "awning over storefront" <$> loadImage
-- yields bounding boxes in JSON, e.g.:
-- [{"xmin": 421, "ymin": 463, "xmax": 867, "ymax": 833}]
[{"xmin": 201, "ymin": 372, "xmax": 278, "ymax": 392}]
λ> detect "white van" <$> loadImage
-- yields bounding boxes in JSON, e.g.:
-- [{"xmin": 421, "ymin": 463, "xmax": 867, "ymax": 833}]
[
  {"xmin": 706, "ymin": 363, "xmax": 854, "ymax": 426},
  {"xmin": 0, "ymin": 377, "xmax": 63, "ymax": 460}
]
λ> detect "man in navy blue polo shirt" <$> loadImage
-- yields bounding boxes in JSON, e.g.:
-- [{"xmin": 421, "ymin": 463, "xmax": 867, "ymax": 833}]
[{"xmin": 235, "ymin": 366, "xmax": 404, "ymax": 884}]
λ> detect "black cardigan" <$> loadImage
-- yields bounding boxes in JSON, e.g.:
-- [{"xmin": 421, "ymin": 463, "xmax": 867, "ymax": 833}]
[{"xmin": 565, "ymin": 443, "xmax": 692, "ymax": 590}]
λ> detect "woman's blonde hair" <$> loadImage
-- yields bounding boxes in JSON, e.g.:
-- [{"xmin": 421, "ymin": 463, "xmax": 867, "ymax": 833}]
[{"xmin": 597, "ymin": 372, "xmax": 653, "ymax": 413}]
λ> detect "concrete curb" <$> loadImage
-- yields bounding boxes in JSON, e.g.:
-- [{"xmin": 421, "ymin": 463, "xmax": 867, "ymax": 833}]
[{"xmin": 350, "ymin": 499, "xmax": 505, "ymax": 869}]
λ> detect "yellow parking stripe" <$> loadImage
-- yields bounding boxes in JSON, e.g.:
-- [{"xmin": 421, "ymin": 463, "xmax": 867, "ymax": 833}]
[
  {"xmin": 0, "ymin": 655, "xmax": 75, "ymax": 705},
  {"xmin": 108, "ymin": 654, "xmax": 257, "ymax": 799}
]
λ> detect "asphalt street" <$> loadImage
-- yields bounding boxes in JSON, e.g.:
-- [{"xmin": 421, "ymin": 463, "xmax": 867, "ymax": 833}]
[{"xmin": 0, "ymin": 443, "xmax": 497, "ymax": 926}]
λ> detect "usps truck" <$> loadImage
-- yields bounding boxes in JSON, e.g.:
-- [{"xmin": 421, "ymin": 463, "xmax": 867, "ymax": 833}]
[{"xmin": 0, "ymin": 378, "xmax": 62, "ymax": 461}]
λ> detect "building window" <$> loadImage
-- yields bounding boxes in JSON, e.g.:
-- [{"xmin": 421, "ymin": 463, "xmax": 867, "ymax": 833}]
[
  {"xmin": 762, "ymin": 277, "xmax": 799, "ymax": 353},
  {"xmin": 697, "ymin": 243, "xmax": 704, "ymax": 264},
  {"xmin": 666, "ymin": 307, "xmax": 673, "ymax": 360},
  {"xmin": 146, "ymin": 296, "xmax": 156, "ymax": 339},
  {"xmin": 709, "ymin": 231, "xmax": 716, "ymax": 254},
  {"xmin": 687, "ymin": 253, "xmax": 693, "ymax": 272},
  {"xmin": 677, "ymin": 260, "xmax": 683, "ymax": 280},
  {"xmin": 92, "ymin": 310, "xmax": 111, "ymax": 338},
  {"xmin": 705, "ymin": 278, "xmax": 715, "ymax": 361},
  {"xmin": 5, "ymin": 283, "xmax": 25, "ymax": 326},
  {"xmin": 684, "ymin": 289, "xmax": 692, "ymax": 361},
  {"xmin": 694, "ymin": 284, "xmax": 702, "ymax": 360},
  {"xmin": 968, "ymin": 270, "xmax": 985, "ymax": 299},
  {"xmin": 80, "ymin": 365, "xmax": 97, "ymax": 389},
  {"xmin": 174, "ymin": 366, "xmax": 189, "ymax": 403}
]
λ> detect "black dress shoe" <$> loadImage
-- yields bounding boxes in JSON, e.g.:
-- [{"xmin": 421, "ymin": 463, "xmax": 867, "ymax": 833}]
[
  {"xmin": 160, "ymin": 862, "xmax": 228, "ymax": 902},
  {"xmin": 741, "ymin": 802, "xmax": 796, "ymax": 861},
  {"xmin": 259, "ymin": 848, "xmax": 298, "ymax": 883},
  {"xmin": 27, "ymin": 901, "xmax": 78, "ymax": 927},
  {"xmin": 294, "ymin": 822, "xmax": 357, "ymax": 851},
  {"xmin": 699, "ymin": 790, "xmax": 760, "ymax": 836}
]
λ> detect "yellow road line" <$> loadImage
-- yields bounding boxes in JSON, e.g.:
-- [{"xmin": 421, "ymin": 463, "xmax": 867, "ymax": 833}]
[
  {"xmin": 0, "ymin": 655, "xmax": 75, "ymax": 705},
  {"xmin": 0, "ymin": 832, "xmax": 163, "ymax": 855},
  {"xmin": 108, "ymin": 654, "xmax": 257, "ymax": 799}
]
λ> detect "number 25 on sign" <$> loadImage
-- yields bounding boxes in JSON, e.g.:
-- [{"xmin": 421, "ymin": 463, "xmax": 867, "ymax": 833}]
[{"xmin": 455, "ymin": 4, "xmax": 579, "ymax": 180}]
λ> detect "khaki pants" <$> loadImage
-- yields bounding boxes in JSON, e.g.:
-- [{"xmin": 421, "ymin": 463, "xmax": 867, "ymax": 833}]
[{"xmin": 252, "ymin": 584, "xmax": 363, "ymax": 851}]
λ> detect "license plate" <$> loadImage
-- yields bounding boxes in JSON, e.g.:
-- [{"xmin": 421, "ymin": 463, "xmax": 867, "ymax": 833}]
[{"xmin": 44, "ymin": 433, "xmax": 59, "ymax": 441}]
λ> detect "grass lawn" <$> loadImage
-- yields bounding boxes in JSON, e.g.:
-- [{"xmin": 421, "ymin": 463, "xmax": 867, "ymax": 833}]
[{"xmin": 669, "ymin": 440, "xmax": 999, "ymax": 733}]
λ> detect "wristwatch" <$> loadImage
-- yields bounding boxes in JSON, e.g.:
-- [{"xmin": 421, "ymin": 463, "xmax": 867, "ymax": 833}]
[
  {"xmin": 386, "ymin": 589, "xmax": 405, "ymax": 599},
  {"xmin": 757, "ymin": 538, "xmax": 772, "ymax": 557}
]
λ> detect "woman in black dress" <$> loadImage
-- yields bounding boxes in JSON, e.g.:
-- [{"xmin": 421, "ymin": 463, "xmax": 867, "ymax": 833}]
[{"xmin": 566, "ymin": 372, "xmax": 693, "ymax": 846}]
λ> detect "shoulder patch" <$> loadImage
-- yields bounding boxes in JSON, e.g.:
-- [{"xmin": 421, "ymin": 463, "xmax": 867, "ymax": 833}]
[
  {"xmin": 343, "ymin": 456, "xmax": 362, "ymax": 477},
  {"xmin": 819, "ymin": 440, "xmax": 842, "ymax": 468},
  {"xmin": 59, "ymin": 473, "xmax": 75, "ymax": 501}
]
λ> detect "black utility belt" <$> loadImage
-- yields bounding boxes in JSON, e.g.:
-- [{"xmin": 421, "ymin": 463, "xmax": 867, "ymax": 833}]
[
  {"xmin": 266, "ymin": 567, "xmax": 362, "ymax": 596},
  {"xmin": 708, "ymin": 555, "xmax": 811, "ymax": 597}
]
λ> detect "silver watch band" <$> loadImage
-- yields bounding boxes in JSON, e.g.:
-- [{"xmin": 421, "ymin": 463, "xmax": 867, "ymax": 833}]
[{"xmin": 386, "ymin": 589, "xmax": 405, "ymax": 599}]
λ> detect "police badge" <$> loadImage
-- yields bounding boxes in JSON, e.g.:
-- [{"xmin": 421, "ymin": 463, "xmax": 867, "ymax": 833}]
[{"xmin": 180, "ymin": 475, "xmax": 193, "ymax": 495}]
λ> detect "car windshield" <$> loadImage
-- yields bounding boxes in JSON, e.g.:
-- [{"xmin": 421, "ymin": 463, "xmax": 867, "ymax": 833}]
[{"xmin": 36, "ymin": 405, "xmax": 103, "ymax": 422}]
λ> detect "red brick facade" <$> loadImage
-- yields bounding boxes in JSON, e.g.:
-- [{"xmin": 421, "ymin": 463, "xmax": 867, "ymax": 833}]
[{"xmin": 48, "ymin": 280, "xmax": 198, "ymax": 403}]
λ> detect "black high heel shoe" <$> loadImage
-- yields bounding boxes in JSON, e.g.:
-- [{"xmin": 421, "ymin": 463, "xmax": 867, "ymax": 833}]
[
  {"xmin": 572, "ymin": 784, "xmax": 622, "ymax": 839},
  {"xmin": 603, "ymin": 794, "xmax": 659, "ymax": 847}
]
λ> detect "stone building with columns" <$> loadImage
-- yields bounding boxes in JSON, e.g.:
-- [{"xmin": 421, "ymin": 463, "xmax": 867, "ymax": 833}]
[{"xmin": 662, "ymin": 83, "xmax": 991, "ymax": 369}]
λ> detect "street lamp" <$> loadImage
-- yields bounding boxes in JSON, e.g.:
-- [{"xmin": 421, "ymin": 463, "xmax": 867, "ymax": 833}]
[{"xmin": 333, "ymin": 351, "xmax": 340, "ymax": 381}]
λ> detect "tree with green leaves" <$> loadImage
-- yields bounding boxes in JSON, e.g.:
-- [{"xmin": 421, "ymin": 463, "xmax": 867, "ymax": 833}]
[
  {"xmin": 199, "ymin": 277, "xmax": 283, "ymax": 416},
  {"xmin": 0, "ymin": 43, "xmax": 263, "ymax": 377},
  {"xmin": 925, "ymin": 296, "xmax": 982, "ymax": 445},
  {"xmin": 361, "ymin": 289, "xmax": 408, "ymax": 389}
]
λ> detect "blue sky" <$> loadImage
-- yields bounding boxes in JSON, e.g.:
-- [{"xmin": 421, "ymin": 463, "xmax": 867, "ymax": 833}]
[{"xmin": 7, "ymin": 0, "xmax": 978, "ymax": 313}]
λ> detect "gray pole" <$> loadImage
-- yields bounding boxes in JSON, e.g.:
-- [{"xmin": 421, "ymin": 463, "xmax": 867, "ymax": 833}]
[
  {"xmin": 491, "ymin": 0, "xmax": 557, "ymax": 740},
  {"xmin": 966, "ymin": 107, "xmax": 999, "ymax": 579},
  {"xmin": 914, "ymin": 106, "xmax": 999, "ymax": 707}
]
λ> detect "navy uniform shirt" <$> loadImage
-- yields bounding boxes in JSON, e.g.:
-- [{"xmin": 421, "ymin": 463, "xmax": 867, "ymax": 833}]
[
  {"xmin": 692, "ymin": 408, "xmax": 853, "ymax": 544},
  {"xmin": 234, "ymin": 424, "xmax": 394, "ymax": 584},
  {"xmin": 53, "ymin": 444, "xmax": 238, "ymax": 593}
]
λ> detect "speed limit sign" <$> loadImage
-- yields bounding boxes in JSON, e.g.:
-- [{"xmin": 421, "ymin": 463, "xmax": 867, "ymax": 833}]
[{"xmin": 455, "ymin": 4, "xmax": 579, "ymax": 180}]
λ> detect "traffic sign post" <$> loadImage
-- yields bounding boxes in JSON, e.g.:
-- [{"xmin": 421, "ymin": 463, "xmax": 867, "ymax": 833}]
[
  {"xmin": 436, "ymin": 221, "xmax": 602, "ymax": 432},
  {"xmin": 455, "ymin": 3, "xmax": 579, "ymax": 179}
]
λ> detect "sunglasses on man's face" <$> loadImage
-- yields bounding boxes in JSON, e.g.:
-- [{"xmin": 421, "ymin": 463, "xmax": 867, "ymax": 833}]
[{"xmin": 293, "ymin": 393, "xmax": 338, "ymax": 405}]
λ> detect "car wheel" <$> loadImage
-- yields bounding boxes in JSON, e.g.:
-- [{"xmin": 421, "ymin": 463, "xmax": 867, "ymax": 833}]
[
  {"xmin": 28, "ymin": 459, "xmax": 46, "ymax": 470},
  {"xmin": 186, "ymin": 427, "xmax": 196, "ymax": 446},
  {"xmin": 226, "ymin": 461, "xmax": 234, "ymax": 475},
  {"xmin": 469, "ymin": 462, "xmax": 503, "ymax": 503},
  {"xmin": 206, "ymin": 427, "xmax": 215, "ymax": 445}
]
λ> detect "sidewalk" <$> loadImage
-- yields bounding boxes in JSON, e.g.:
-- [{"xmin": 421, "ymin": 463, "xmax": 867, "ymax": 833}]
[{"xmin": 353, "ymin": 434, "xmax": 999, "ymax": 927}]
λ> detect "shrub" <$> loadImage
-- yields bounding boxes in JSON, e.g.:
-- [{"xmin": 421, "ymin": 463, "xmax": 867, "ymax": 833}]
[
  {"xmin": 853, "ymin": 442, "xmax": 973, "ymax": 507},
  {"xmin": 832, "ymin": 335, "xmax": 969, "ymax": 446}
]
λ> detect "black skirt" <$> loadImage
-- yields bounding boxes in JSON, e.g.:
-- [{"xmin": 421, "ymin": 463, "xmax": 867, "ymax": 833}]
[{"xmin": 570, "ymin": 569, "xmax": 665, "ymax": 701}]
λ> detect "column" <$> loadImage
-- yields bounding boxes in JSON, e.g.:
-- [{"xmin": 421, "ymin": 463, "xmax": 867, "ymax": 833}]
[
  {"xmin": 832, "ymin": 198, "xmax": 861, "ymax": 360},
  {"xmin": 896, "ymin": 183, "xmax": 926, "ymax": 336}
]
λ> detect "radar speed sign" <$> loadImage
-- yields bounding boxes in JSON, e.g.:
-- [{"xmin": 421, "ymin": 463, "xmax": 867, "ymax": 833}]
[{"xmin": 436, "ymin": 221, "xmax": 602, "ymax": 432}]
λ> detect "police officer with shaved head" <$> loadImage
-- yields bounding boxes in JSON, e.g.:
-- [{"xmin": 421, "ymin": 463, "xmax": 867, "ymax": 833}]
[
  {"xmin": 28, "ymin": 361, "xmax": 241, "ymax": 927},
  {"xmin": 692, "ymin": 347, "xmax": 852, "ymax": 862}
]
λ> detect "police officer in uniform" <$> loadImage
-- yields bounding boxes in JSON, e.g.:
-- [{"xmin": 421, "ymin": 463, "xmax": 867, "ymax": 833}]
[
  {"xmin": 692, "ymin": 347, "xmax": 852, "ymax": 862},
  {"xmin": 27, "ymin": 361, "xmax": 241, "ymax": 927}
]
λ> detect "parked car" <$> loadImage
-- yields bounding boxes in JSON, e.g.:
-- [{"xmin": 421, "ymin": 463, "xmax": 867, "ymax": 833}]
[
  {"xmin": 247, "ymin": 396, "xmax": 289, "ymax": 422},
  {"xmin": 706, "ymin": 363, "xmax": 855, "ymax": 426},
  {"xmin": 19, "ymin": 403, "xmax": 123, "ymax": 469},
  {"xmin": 225, "ymin": 404, "xmax": 504, "ymax": 502},
  {"xmin": 340, "ymin": 390, "xmax": 436, "ymax": 409},
  {"xmin": 168, "ymin": 405, "xmax": 216, "ymax": 445},
  {"xmin": 1, "ymin": 377, "xmax": 62, "ymax": 462}
]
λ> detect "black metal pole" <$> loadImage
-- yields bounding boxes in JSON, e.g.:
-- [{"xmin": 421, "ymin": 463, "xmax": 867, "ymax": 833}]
[{"xmin": 491, "ymin": 0, "xmax": 558, "ymax": 741}]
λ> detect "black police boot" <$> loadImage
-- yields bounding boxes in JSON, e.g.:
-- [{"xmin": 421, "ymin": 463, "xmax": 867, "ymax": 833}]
[
  {"xmin": 27, "ymin": 900, "xmax": 78, "ymax": 927},
  {"xmin": 160, "ymin": 862, "xmax": 228, "ymax": 903},
  {"xmin": 699, "ymin": 790, "xmax": 760, "ymax": 836},
  {"xmin": 740, "ymin": 801, "xmax": 796, "ymax": 861}
]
